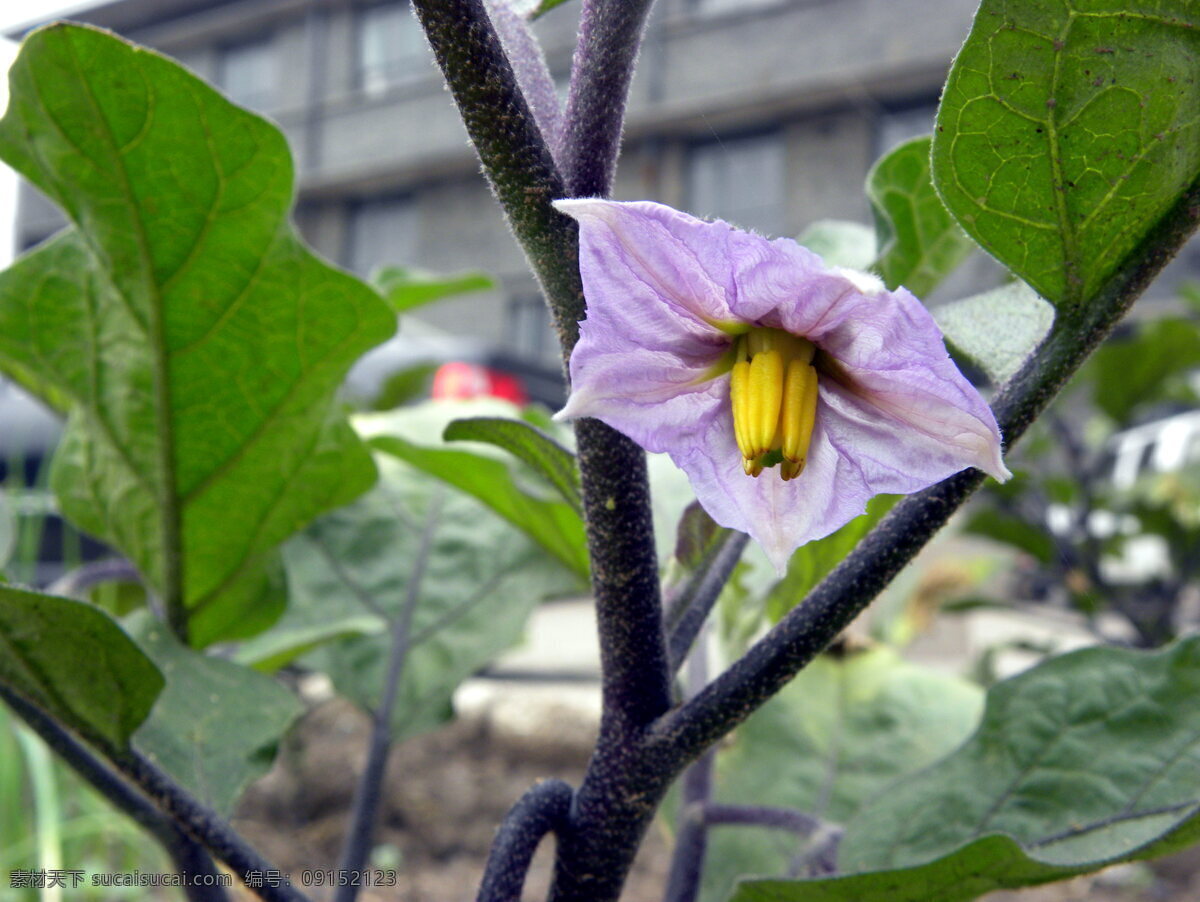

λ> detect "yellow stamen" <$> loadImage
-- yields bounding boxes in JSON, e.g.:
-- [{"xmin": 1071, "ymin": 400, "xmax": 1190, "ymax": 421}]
[
  {"xmin": 730, "ymin": 359, "xmax": 753, "ymax": 460},
  {"xmin": 748, "ymin": 349, "xmax": 783, "ymax": 457},
  {"xmin": 728, "ymin": 327, "xmax": 820, "ymax": 480},
  {"xmin": 780, "ymin": 359, "xmax": 819, "ymax": 480}
]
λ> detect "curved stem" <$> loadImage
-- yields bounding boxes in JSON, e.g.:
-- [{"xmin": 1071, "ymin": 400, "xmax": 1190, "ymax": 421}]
[
  {"xmin": 0, "ymin": 686, "xmax": 231, "ymax": 902},
  {"xmin": 475, "ymin": 779, "xmax": 574, "ymax": 902}
]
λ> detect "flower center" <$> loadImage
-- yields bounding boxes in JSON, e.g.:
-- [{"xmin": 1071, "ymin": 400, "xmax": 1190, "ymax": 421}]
[{"xmin": 729, "ymin": 327, "xmax": 818, "ymax": 480}]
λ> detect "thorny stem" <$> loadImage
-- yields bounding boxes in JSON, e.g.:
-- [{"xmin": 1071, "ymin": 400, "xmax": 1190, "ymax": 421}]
[
  {"xmin": 334, "ymin": 489, "xmax": 444, "ymax": 902},
  {"xmin": 475, "ymin": 779, "xmax": 574, "ymax": 902},
  {"xmin": 0, "ymin": 686, "xmax": 232, "ymax": 902}
]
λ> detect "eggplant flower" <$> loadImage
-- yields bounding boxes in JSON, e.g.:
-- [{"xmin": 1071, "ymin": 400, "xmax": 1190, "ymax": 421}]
[{"xmin": 553, "ymin": 199, "xmax": 1011, "ymax": 572}]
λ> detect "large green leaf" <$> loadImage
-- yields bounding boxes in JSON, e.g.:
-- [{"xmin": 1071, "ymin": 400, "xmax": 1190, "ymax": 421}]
[
  {"xmin": 867, "ymin": 137, "xmax": 975, "ymax": 296},
  {"xmin": 765, "ymin": 496, "xmax": 896, "ymax": 623},
  {"xmin": 0, "ymin": 25, "xmax": 394, "ymax": 645},
  {"xmin": 0, "ymin": 586, "xmax": 163, "ymax": 756},
  {"xmin": 444, "ymin": 416, "xmax": 582, "ymax": 516},
  {"xmin": 127, "ymin": 611, "xmax": 302, "ymax": 817},
  {"xmin": 280, "ymin": 452, "xmax": 580, "ymax": 740},
  {"xmin": 372, "ymin": 436, "xmax": 589, "ymax": 580},
  {"xmin": 932, "ymin": 1, "xmax": 1200, "ymax": 307},
  {"xmin": 933, "ymin": 282, "xmax": 1054, "ymax": 386},
  {"xmin": 699, "ymin": 647, "xmax": 982, "ymax": 902},
  {"xmin": 744, "ymin": 637, "xmax": 1200, "ymax": 901}
]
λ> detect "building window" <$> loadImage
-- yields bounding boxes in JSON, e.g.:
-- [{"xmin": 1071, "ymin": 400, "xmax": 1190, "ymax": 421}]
[
  {"xmin": 508, "ymin": 294, "xmax": 556, "ymax": 361},
  {"xmin": 357, "ymin": 2, "xmax": 428, "ymax": 95},
  {"xmin": 875, "ymin": 103, "xmax": 939, "ymax": 158},
  {"xmin": 345, "ymin": 196, "xmax": 418, "ymax": 277},
  {"xmin": 218, "ymin": 37, "xmax": 276, "ymax": 110},
  {"xmin": 686, "ymin": 131, "xmax": 786, "ymax": 235}
]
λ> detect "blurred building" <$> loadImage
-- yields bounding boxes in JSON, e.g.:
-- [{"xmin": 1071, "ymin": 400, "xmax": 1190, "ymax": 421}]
[{"xmin": 7, "ymin": 0, "xmax": 1199, "ymax": 377}]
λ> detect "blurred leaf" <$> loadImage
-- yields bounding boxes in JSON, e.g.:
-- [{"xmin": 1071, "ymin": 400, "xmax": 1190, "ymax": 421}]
[
  {"xmin": 524, "ymin": 0, "xmax": 572, "ymax": 18},
  {"xmin": 373, "ymin": 436, "xmax": 589, "ymax": 580},
  {"xmin": 738, "ymin": 637, "xmax": 1200, "ymax": 899},
  {"xmin": 370, "ymin": 362, "xmax": 439, "ymax": 410},
  {"xmin": 371, "ymin": 266, "xmax": 494, "ymax": 315},
  {"xmin": 701, "ymin": 646, "xmax": 983, "ymax": 902},
  {"xmin": 673, "ymin": 502, "xmax": 726, "ymax": 571},
  {"xmin": 765, "ymin": 496, "xmax": 897, "ymax": 622},
  {"xmin": 444, "ymin": 416, "xmax": 582, "ymax": 516},
  {"xmin": 867, "ymin": 136, "xmax": 975, "ymax": 296},
  {"xmin": 0, "ymin": 490, "xmax": 13, "ymax": 571},
  {"xmin": 797, "ymin": 221, "xmax": 877, "ymax": 271},
  {"xmin": 0, "ymin": 586, "xmax": 162, "ymax": 756},
  {"xmin": 1084, "ymin": 318, "xmax": 1200, "ymax": 423},
  {"xmin": 127, "ymin": 611, "xmax": 302, "ymax": 817},
  {"xmin": 731, "ymin": 835, "xmax": 1101, "ymax": 902},
  {"xmin": 932, "ymin": 1, "xmax": 1200, "ymax": 306},
  {"xmin": 962, "ymin": 507, "xmax": 1055, "ymax": 564},
  {"xmin": 0, "ymin": 25, "xmax": 394, "ymax": 645},
  {"xmin": 286, "ymin": 452, "xmax": 580, "ymax": 740},
  {"xmin": 933, "ymin": 282, "xmax": 1055, "ymax": 386}
]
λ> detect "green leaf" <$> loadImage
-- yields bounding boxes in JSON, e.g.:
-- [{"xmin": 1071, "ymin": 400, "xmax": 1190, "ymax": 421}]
[
  {"xmin": 0, "ymin": 25, "xmax": 395, "ymax": 645},
  {"xmin": 282, "ymin": 452, "xmax": 580, "ymax": 740},
  {"xmin": 797, "ymin": 221, "xmax": 877, "ymax": 271},
  {"xmin": 731, "ymin": 835, "xmax": 1097, "ymax": 902},
  {"xmin": 371, "ymin": 266, "xmax": 494, "ymax": 315},
  {"xmin": 962, "ymin": 506, "xmax": 1056, "ymax": 564},
  {"xmin": 127, "ymin": 611, "xmax": 302, "ymax": 817},
  {"xmin": 369, "ymin": 362, "xmax": 438, "ymax": 410},
  {"xmin": 737, "ymin": 637, "xmax": 1200, "ymax": 900},
  {"xmin": 444, "ymin": 416, "xmax": 582, "ymax": 516},
  {"xmin": 931, "ymin": 1, "xmax": 1200, "ymax": 307},
  {"xmin": 933, "ymin": 282, "xmax": 1054, "ymax": 386},
  {"xmin": 0, "ymin": 490, "xmax": 14, "ymax": 572},
  {"xmin": 765, "ymin": 496, "xmax": 897, "ymax": 622},
  {"xmin": 867, "ymin": 136, "xmax": 975, "ymax": 296},
  {"xmin": 526, "ymin": 0, "xmax": 572, "ymax": 18},
  {"xmin": 372, "ymin": 435, "xmax": 589, "ymax": 580},
  {"xmin": 700, "ymin": 647, "xmax": 983, "ymax": 902},
  {"xmin": 1084, "ymin": 317, "xmax": 1200, "ymax": 423},
  {"xmin": 0, "ymin": 586, "xmax": 163, "ymax": 755}
]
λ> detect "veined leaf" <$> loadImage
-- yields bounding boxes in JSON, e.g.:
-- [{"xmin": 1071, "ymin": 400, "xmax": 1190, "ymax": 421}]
[
  {"xmin": 867, "ymin": 136, "xmax": 974, "ymax": 296},
  {"xmin": 0, "ymin": 25, "xmax": 395, "ymax": 644},
  {"xmin": 746, "ymin": 637, "xmax": 1200, "ymax": 901},
  {"xmin": 286, "ymin": 452, "xmax": 580, "ymax": 740},
  {"xmin": 701, "ymin": 646, "xmax": 983, "ymax": 902},
  {"xmin": 128, "ymin": 611, "xmax": 302, "ymax": 817},
  {"xmin": 371, "ymin": 434, "xmax": 589, "ymax": 580},
  {"xmin": 0, "ymin": 586, "xmax": 162, "ymax": 756},
  {"xmin": 444, "ymin": 416, "xmax": 581, "ymax": 516},
  {"xmin": 932, "ymin": 1, "xmax": 1200, "ymax": 306}
]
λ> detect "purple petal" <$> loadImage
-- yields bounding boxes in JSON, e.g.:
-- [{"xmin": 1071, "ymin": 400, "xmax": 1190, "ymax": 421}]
[
  {"xmin": 553, "ymin": 199, "xmax": 745, "ymax": 331},
  {"xmin": 813, "ymin": 287, "xmax": 1011, "ymax": 485}
]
